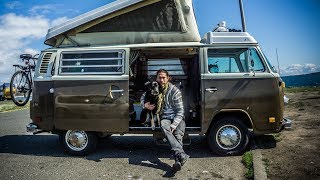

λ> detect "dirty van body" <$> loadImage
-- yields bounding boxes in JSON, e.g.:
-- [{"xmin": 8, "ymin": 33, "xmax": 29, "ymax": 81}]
[
  {"xmin": 27, "ymin": 0, "xmax": 288, "ymax": 156},
  {"xmin": 28, "ymin": 38, "xmax": 286, "ymax": 156}
]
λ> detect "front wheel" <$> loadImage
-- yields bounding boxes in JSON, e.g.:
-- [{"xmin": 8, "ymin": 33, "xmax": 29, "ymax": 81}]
[
  {"xmin": 10, "ymin": 71, "xmax": 31, "ymax": 106},
  {"xmin": 60, "ymin": 130, "xmax": 97, "ymax": 156},
  {"xmin": 207, "ymin": 116, "xmax": 250, "ymax": 156}
]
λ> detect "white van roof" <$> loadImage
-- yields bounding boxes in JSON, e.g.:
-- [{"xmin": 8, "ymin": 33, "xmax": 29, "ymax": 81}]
[
  {"xmin": 45, "ymin": 0, "xmax": 201, "ymax": 47},
  {"xmin": 202, "ymin": 31, "xmax": 258, "ymax": 44}
]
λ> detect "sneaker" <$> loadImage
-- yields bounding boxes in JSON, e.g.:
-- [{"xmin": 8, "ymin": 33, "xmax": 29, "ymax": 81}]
[
  {"xmin": 172, "ymin": 154, "xmax": 182, "ymax": 171},
  {"xmin": 179, "ymin": 153, "xmax": 190, "ymax": 166},
  {"xmin": 172, "ymin": 161, "xmax": 182, "ymax": 171}
]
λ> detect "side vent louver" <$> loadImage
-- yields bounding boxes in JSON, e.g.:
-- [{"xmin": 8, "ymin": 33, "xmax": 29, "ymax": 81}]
[{"xmin": 39, "ymin": 53, "xmax": 52, "ymax": 73}]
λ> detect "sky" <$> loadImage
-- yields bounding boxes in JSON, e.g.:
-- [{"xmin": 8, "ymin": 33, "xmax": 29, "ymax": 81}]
[{"xmin": 0, "ymin": 0, "xmax": 320, "ymax": 84}]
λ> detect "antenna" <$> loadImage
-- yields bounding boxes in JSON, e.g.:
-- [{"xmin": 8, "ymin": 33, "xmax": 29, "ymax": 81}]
[
  {"xmin": 276, "ymin": 48, "xmax": 280, "ymax": 75},
  {"xmin": 239, "ymin": 0, "xmax": 246, "ymax": 32}
]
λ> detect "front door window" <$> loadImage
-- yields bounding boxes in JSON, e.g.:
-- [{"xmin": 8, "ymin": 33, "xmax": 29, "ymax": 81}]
[{"xmin": 207, "ymin": 48, "xmax": 266, "ymax": 74}]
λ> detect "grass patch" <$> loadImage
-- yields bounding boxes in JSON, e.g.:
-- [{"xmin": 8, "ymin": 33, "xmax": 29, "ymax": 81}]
[
  {"xmin": 285, "ymin": 86, "xmax": 320, "ymax": 93},
  {"xmin": 242, "ymin": 151, "xmax": 253, "ymax": 179},
  {"xmin": 262, "ymin": 158, "xmax": 270, "ymax": 177},
  {"xmin": 272, "ymin": 133, "xmax": 282, "ymax": 142},
  {"xmin": 0, "ymin": 102, "xmax": 29, "ymax": 113}
]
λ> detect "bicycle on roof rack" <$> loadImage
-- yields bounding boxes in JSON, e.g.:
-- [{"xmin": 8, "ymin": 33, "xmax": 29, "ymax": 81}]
[{"xmin": 10, "ymin": 54, "xmax": 39, "ymax": 106}]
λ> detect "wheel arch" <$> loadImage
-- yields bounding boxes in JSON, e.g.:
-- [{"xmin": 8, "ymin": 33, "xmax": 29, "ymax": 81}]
[{"xmin": 207, "ymin": 109, "xmax": 253, "ymax": 134}]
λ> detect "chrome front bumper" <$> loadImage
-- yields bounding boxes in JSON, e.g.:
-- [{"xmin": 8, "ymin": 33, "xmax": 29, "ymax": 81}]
[{"xmin": 282, "ymin": 118, "xmax": 292, "ymax": 130}]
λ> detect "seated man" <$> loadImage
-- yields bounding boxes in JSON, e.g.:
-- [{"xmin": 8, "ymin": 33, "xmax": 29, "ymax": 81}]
[{"xmin": 140, "ymin": 69, "xmax": 189, "ymax": 171}]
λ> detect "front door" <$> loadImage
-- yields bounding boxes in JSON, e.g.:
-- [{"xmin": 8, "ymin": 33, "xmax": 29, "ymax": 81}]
[
  {"xmin": 201, "ymin": 46, "xmax": 282, "ymax": 132},
  {"xmin": 53, "ymin": 49, "xmax": 129, "ymax": 132}
]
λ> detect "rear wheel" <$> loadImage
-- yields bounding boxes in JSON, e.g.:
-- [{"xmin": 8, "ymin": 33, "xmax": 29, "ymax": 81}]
[
  {"xmin": 60, "ymin": 130, "xmax": 97, "ymax": 156},
  {"xmin": 207, "ymin": 116, "xmax": 250, "ymax": 156},
  {"xmin": 10, "ymin": 71, "xmax": 31, "ymax": 106}
]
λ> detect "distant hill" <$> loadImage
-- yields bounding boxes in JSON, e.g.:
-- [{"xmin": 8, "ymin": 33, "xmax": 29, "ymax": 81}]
[{"xmin": 281, "ymin": 72, "xmax": 320, "ymax": 87}]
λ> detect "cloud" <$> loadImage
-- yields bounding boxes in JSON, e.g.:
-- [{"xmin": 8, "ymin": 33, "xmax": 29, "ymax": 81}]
[
  {"xmin": 280, "ymin": 63, "xmax": 320, "ymax": 76},
  {"xmin": 0, "ymin": 13, "xmax": 69, "ymax": 84},
  {"xmin": 28, "ymin": 4, "xmax": 78, "ymax": 17},
  {"xmin": 5, "ymin": 1, "xmax": 22, "ymax": 9},
  {"xmin": 29, "ymin": 4, "xmax": 58, "ymax": 15},
  {"xmin": 0, "ymin": 13, "xmax": 49, "ymax": 40}
]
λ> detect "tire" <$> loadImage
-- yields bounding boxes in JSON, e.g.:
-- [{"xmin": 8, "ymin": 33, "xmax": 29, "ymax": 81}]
[
  {"xmin": 10, "ymin": 71, "xmax": 31, "ymax": 106},
  {"xmin": 207, "ymin": 116, "xmax": 250, "ymax": 156},
  {"xmin": 60, "ymin": 130, "xmax": 98, "ymax": 156}
]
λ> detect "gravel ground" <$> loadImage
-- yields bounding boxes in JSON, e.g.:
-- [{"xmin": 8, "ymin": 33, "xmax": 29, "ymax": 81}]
[
  {"xmin": 0, "ymin": 109, "xmax": 246, "ymax": 180},
  {"xmin": 256, "ymin": 90, "xmax": 320, "ymax": 179}
]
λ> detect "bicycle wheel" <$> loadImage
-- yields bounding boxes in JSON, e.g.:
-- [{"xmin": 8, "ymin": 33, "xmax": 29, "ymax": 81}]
[{"xmin": 10, "ymin": 71, "xmax": 31, "ymax": 106}]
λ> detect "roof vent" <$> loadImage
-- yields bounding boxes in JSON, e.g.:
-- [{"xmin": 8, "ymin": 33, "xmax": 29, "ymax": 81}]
[{"xmin": 39, "ymin": 53, "xmax": 52, "ymax": 73}]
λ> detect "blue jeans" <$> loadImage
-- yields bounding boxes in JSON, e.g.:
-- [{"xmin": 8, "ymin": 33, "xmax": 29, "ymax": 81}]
[{"xmin": 160, "ymin": 119, "xmax": 186, "ymax": 155}]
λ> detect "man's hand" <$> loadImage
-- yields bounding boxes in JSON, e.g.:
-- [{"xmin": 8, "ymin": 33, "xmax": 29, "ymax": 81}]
[
  {"xmin": 170, "ymin": 127, "xmax": 176, "ymax": 133},
  {"xmin": 144, "ymin": 102, "xmax": 155, "ymax": 110}
]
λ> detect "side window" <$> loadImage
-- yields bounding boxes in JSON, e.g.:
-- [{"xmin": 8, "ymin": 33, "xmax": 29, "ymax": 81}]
[
  {"xmin": 208, "ymin": 57, "xmax": 240, "ymax": 73},
  {"xmin": 59, "ymin": 51, "xmax": 125, "ymax": 75},
  {"xmin": 239, "ymin": 49, "xmax": 265, "ymax": 72},
  {"xmin": 207, "ymin": 48, "xmax": 245, "ymax": 73},
  {"xmin": 249, "ymin": 48, "xmax": 265, "ymax": 72},
  {"xmin": 207, "ymin": 48, "xmax": 266, "ymax": 73}
]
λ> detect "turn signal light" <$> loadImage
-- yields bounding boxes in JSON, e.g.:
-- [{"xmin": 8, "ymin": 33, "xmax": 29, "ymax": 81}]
[{"xmin": 269, "ymin": 117, "xmax": 276, "ymax": 123}]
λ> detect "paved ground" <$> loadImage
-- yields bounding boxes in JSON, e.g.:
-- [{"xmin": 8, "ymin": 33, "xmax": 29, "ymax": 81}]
[{"xmin": 0, "ymin": 109, "xmax": 246, "ymax": 180}]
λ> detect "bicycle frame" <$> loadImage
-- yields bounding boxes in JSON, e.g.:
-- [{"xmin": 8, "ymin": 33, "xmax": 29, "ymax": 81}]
[
  {"xmin": 10, "ymin": 54, "xmax": 39, "ymax": 106},
  {"xmin": 13, "ymin": 54, "xmax": 38, "ymax": 85}
]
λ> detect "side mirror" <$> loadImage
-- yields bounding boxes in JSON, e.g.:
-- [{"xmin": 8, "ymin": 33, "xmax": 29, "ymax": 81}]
[{"xmin": 249, "ymin": 66, "xmax": 256, "ymax": 77}]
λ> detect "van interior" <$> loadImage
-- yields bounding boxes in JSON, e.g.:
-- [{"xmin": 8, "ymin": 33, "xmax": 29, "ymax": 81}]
[{"xmin": 128, "ymin": 47, "xmax": 201, "ymax": 128}]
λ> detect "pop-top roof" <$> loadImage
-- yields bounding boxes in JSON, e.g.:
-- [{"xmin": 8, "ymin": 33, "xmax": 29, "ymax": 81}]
[
  {"xmin": 44, "ymin": 0, "xmax": 201, "ymax": 47},
  {"xmin": 45, "ymin": 0, "xmax": 145, "ymax": 43}
]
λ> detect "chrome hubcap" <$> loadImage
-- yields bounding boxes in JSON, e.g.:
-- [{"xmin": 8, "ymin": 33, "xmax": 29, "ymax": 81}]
[
  {"xmin": 65, "ymin": 130, "xmax": 88, "ymax": 151},
  {"xmin": 216, "ymin": 125, "xmax": 241, "ymax": 150}
]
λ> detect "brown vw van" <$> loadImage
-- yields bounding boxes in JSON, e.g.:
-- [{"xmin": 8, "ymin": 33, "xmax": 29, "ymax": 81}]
[{"xmin": 28, "ymin": 0, "xmax": 289, "ymax": 156}]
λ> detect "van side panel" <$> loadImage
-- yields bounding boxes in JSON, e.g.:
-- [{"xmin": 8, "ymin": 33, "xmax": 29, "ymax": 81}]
[
  {"xmin": 30, "ymin": 81, "xmax": 54, "ymax": 131},
  {"xmin": 202, "ymin": 76, "xmax": 282, "ymax": 132},
  {"xmin": 53, "ymin": 80, "xmax": 129, "ymax": 132}
]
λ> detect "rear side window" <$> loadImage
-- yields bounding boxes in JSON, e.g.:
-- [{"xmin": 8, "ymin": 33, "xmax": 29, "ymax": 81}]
[
  {"xmin": 59, "ymin": 51, "xmax": 125, "ymax": 75},
  {"xmin": 207, "ymin": 48, "xmax": 266, "ymax": 73}
]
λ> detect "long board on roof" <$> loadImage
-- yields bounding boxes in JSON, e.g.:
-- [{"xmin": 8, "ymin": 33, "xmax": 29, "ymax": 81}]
[{"xmin": 45, "ymin": 0, "xmax": 201, "ymax": 47}]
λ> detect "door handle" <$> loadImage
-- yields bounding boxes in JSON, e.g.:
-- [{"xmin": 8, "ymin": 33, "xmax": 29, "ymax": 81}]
[
  {"xmin": 110, "ymin": 89, "xmax": 124, "ymax": 93},
  {"xmin": 205, "ymin": 88, "xmax": 218, "ymax": 93},
  {"xmin": 109, "ymin": 89, "xmax": 124, "ymax": 99}
]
